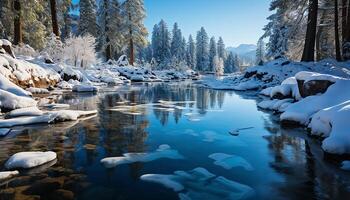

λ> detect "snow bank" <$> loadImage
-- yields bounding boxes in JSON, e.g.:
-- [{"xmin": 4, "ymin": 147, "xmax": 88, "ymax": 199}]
[
  {"xmin": 0, "ymin": 73, "xmax": 32, "ymax": 97},
  {"xmin": 5, "ymin": 151, "xmax": 57, "ymax": 169},
  {"xmin": 0, "ymin": 89, "xmax": 37, "ymax": 110},
  {"xmin": 0, "ymin": 171, "xmax": 19, "ymax": 181},
  {"xmin": 141, "ymin": 167, "xmax": 254, "ymax": 200},
  {"xmin": 308, "ymin": 101, "xmax": 350, "ymax": 154},
  {"xmin": 101, "ymin": 144, "xmax": 184, "ymax": 168},
  {"xmin": 281, "ymin": 77, "xmax": 350, "ymax": 125},
  {"xmin": 208, "ymin": 153, "xmax": 254, "ymax": 171}
]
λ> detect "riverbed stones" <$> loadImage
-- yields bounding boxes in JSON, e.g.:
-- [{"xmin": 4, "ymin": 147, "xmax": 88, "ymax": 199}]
[{"xmin": 24, "ymin": 177, "xmax": 63, "ymax": 195}]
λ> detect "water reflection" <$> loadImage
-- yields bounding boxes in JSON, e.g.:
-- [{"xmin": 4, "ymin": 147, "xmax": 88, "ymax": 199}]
[{"xmin": 0, "ymin": 82, "xmax": 350, "ymax": 200}]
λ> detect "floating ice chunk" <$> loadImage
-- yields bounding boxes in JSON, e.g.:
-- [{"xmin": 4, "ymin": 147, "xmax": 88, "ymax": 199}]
[
  {"xmin": 209, "ymin": 153, "xmax": 254, "ymax": 171},
  {"xmin": 5, "ymin": 107, "xmax": 43, "ymax": 118},
  {"xmin": 49, "ymin": 110, "xmax": 97, "ymax": 122},
  {"xmin": 141, "ymin": 174, "xmax": 184, "ymax": 191},
  {"xmin": 0, "ymin": 128, "xmax": 11, "ymax": 136},
  {"xmin": 0, "ymin": 170, "xmax": 19, "ymax": 181},
  {"xmin": 5, "ymin": 151, "xmax": 57, "ymax": 169},
  {"xmin": 341, "ymin": 161, "xmax": 350, "ymax": 171},
  {"xmin": 141, "ymin": 167, "xmax": 254, "ymax": 200},
  {"xmin": 101, "ymin": 145, "xmax": 184, "ymax": 168},
  {"xmin": 201, "ymin": 131, "xmax": 246, "ymax": 146}
]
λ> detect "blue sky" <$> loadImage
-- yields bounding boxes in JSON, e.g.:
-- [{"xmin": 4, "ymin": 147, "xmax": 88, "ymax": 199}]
[
  {"xmin": 73, "ymin": 0, "xmax": 271, "ymax": 47},
  {"xmin": 144, "ymin": 0, "xmax": 271, "ymax": 47}
]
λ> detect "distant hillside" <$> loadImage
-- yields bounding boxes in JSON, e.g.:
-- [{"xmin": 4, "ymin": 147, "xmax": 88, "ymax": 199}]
[{"xmin": 227, "ymin": 44, "xmax": 257, "ymax": 66}]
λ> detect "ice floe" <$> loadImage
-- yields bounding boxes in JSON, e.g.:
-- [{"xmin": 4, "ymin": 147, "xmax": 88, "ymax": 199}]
[
  {"xmin": 341, "ymin": 161, "xmax": 350, "ymax": 171},
  {"xmin": 140, "ymin": 167, "xmax": 255, "ymax": 200},
  {"xmin": 209, "ymin": 153, "xmax": 254, "ymax": 171},
  {"xmin": 5, "ymin": 151, "xmax": 57, "ymax": 169},
  {"xmin": 100, "ymin": 144, "xmax": 184, "ymax": 168}
]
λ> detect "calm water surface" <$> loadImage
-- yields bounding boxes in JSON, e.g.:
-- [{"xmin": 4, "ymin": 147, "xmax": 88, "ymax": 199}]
[{"xmin": 1, "ymin": 81, "xmax": 350, "ymax": 200}]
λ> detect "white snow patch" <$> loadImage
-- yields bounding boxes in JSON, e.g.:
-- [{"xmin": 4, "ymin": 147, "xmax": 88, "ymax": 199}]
[
  {"xmin": 5, "ymin": 107, "xmax": 43, "ymax": 118},
  {"xmin": 0, "ymin": 171, "xmax": 19, "ymax": 181},
  {"xmin": 0, "ymin": 89, "xmax": 37, "ymax": 110},
  {"xmin": 5, "ymin": 151, "xmax": 57, "ymax": 169}
]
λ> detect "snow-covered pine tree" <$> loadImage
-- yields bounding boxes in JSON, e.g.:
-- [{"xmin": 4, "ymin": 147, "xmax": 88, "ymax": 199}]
[
  {"xmin": 209, "ymin": 37, "xmax": 217, "ymax": 72},
  {"xmin": 213, "ymin": 55, "xmax": 224, "ymax": 76},
  {"xmin": 181, "ymin": 37, "xmax": 187, "ymax": 62},
  {"xmin": 217, "ymin": 37, "xmax": 226, "ymax": 61},
  {"xmin": 98, "ymin": 0, "xmax": 124, "ymax": 61},
  {"xmin": 121, "ymin": 0, "xmax": 148, "ymax": 66},
  {"xmin": 224, "ymin": 51, "xmax": 236, "ymax": 73},
  {"xmin": 234, "ymin": 54, "xmax": 240, "ymax": 71},
  {"xmin": 171, "ymin": 22, "xmax": 183, "ymax": 59},
  {"xmin": 152, "ymin": 20, "xmax": 171, "ymax": 67},
  {"xmin": 196, "ymin": 27, "xmax": 209, "ymax": 71},
  {"xmin": 256, "ymin": 38, "xmax": 266, "ymax": 65},
  {"xmin": 186, "ymin": 35, "xmax": 196, "ymax": 69},
  {"xmin": 79, "ymin": 0, "xmax": 97, "ymax": 37}
]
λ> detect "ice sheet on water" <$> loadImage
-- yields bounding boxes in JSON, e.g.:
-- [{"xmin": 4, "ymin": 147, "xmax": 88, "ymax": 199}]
[
  {"xmin": 201, "ymin": 130, "xmax": 247, "ymax": 146},
  {"xmin": 141, "ymin": 167, "xmax": 255, "ymax": 200},
  {"xmin": 341, "ymin": 161, "xmax": 350, "ymax": 171},
  {"xmin": 100, "ymin": 144, "xmax": 184, "ymax": 168},
  {"xmin": 209, "ymin": 153, "xmax": 254, "ymax": 171}
]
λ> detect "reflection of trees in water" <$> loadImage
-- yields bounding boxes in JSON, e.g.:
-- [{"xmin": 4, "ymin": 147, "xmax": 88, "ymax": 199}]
[{"xmin": 263, "ymin": 115, "xmax": 350, "ymax": 199}]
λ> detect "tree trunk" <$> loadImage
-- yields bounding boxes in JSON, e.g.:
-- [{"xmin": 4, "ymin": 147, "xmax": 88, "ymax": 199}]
[
  {"xmin": 129, "ymin": 13, "xmax": 134, "ymax": 66},
  {"xmin": 335, "ymin": 0, "xmax": 342, "ymax": 61},
  {"xmin": 343, "ymin": 0, "xmax": 350, "ymax": 60},
  {"xmin": 13, "ymin": 0, "xmax": 23, "ymax": 45},
  {"xmin": 316, "ymin": 9, "xmax": 326, "ymax": 61},
  {"xmin": 342, "ymin": 0, "xmax": 347, "ymax": 42},
  {"xmin": 50, "ymin": 0, "xmax": 60, "ymax": 37},
  {"xmin": 104, "ymin": 0, "xmax": 111, "ymax": 61},
  {"xmin": 301, "ymin": 0, "xmax": 318, "ymax": 62}
]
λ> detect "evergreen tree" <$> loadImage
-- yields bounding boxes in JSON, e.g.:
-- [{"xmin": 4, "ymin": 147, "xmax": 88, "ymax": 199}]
[
  {"xmin": 98, "ymin": 0, "xmax": 124, "ymax": 61},
  {"xmin": 209, "ymin": 37, "xmax": 217, "ymax": 72},
  {"xmin": 301, "ymin": 0, "xmax": 318, "ymax": 62},
  {"xmin": 170, "ymin": 22, "xmax": 183, "ymax": 59},
  {"xmin": 152, "ymin": 20, "xmax": 171, "ymax": 66},
  {"xmin": 256, "ymin": 38, "xmax": 266, "ymax": 65},
  {"xmin": 122, "ymin": 0, "xmax": 148, "ymax": 66},
  {"xmin": 196, "ymin": 27, "xmax": 209, "ymax": 71},
  {"xmin": 187, "ymin": 34, "xmax": 196, "ymax": 69},
  {"xmin": 181, "ymin": 37, "xmax": 187, "ymax": 61},
  {"xmin": 217, "ymin": 37, "xmax": 226, "ymax": 60},
  {"xmin": 224, "ymin": 51, "xmax": 237, "ymax": 73},
  {"xmin": 79, "ymin": 0, "xmax": 97, "ymax": 36}
]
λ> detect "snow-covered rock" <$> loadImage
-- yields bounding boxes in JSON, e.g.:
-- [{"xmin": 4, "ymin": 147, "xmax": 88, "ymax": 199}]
[
  {"xmin": 5, "ymin": 151, "xmax": 57, "ymax": 169},
  {"xmin": 5, "ymin": 107, "xmax": 43, "ymax": 118},
  {"xmin": 0, "ymin": 170, "xmax": 19, "ymax": 181},
  {"xmin": 0, "ymin": 73, "xmax": 32, "ymax": 97},
  {"xmin": 0, "ymin": 89, "xmax": 37, "ymax": 110}
]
